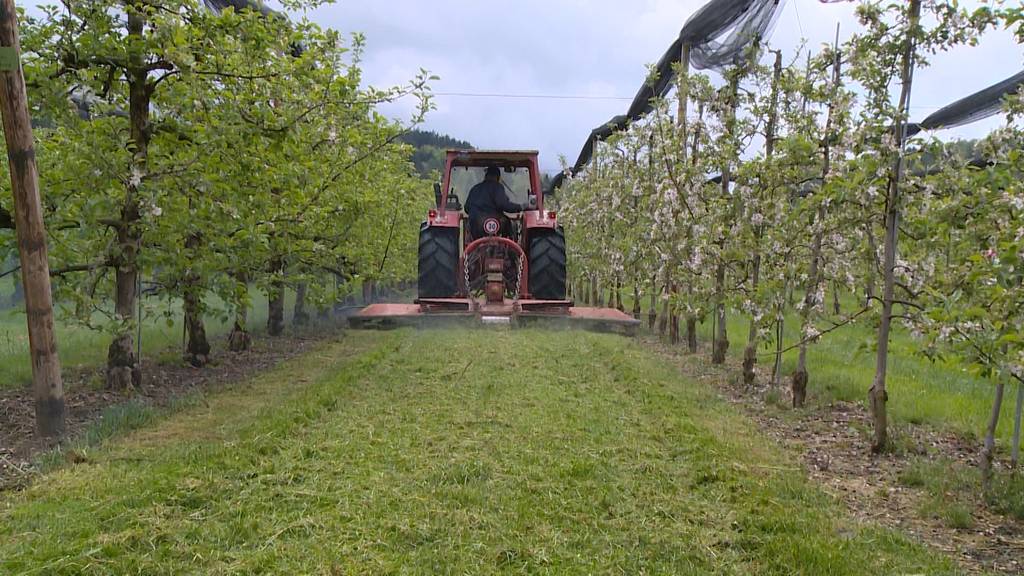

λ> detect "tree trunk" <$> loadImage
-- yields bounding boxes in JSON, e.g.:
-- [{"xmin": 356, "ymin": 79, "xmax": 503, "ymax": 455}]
[
  {"xmin": 293, "ymin": 281, "xmax": 310, "ymax": 326},
  {"xmin": 712, "ymin": 262, "xmax": 728, "ymax": 365},
  {"xmin": 631, "ymin": 277, "xmax": 641, "ymax": 319},
  {"xmin": 268, "ymin": 287, "xmax": 285, "ymax": 336},
  {"xmin": 742, "ymin": 331, "xmax": 758, "ymax": 385},
  {"xmin": 647, "ymin": 276, "xmax": 655, "ymax": 330},
  {"xmin": 1012, "ymin": 379, "xmax": 1023, "ymax": 469},
  {"xmin": 832, "ymin": 281, "xmax": 841, "ymax": 315},
  {"xmin": 743, "ymin": 50, "xmax": 782, "ymax": 386},
  {"xmin": 864, "ymin": 223, "xmax": 878, "ymax": 306},
  {"xmin": 107, "ymin": 6, "xmax": 150, "ymax": 390},
  {"xmin": 686, "ymin": 316, "xmax": 697, "ymax": 353},
  {"xmin": 792, "ymin": 346, "xmax": 809, "ymax": 408},
  {"xmin": 794, "ymin": 204, "xmax": 826, "ymax": 408},
  {"xmin": 228, "ymin": 271, "xmax": 252, "ymax": 352},
  {"xmin": 712, "ymin": 70, "xmax": 740, "ymax": 366},
  {"xmin": 267, "ymin": 257, "xmax": 285, "ymax": 337},
  {"xmin": 795, "ymin": 36, "xmax": 844, "ymax": 406},
  {"xmin": 228, "ymin": 309, "xmax": 252, "ymax": 352},
  {"xmin": 669, "ymin": 284, "xmax": 680, "ymax": 346},
  {"xmin": 871, "ymin": 0, "xmax": 921, "ymax": 454},
  {"xmin": 362, "ymin": 280, "xmax": 372, "ymax": 305},
  {"xmin": 981, "ymin": 380, "xmax": 1006, "ymax": 490},
  {"xmin": 0, "ymin": 0, "xmax": 65, "ymax": 436},
  {"xmin": 743, "ymin": 249, "xmax": 763, "ymax": 384},
  {"xmin": 182, "ymin": 233, "xmax": 210, "ymax": 367},
  {"xmin": 183, "ymin": 286, "xmax": 210, "ymax": 367},
  {"xmin": 658, "ymin": 279, "xmax": 669, "ymax": 337},
  {"xmin": 772, "ymin": 313, "xmax": 784, "ymax": 387}
]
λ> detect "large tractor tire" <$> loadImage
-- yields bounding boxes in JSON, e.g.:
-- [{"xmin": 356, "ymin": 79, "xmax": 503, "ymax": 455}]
[
  {"xmin": 417, "ymin": 224, "xmax": 459, "ymax": 298},
  {"xmin": 528, "ymin": 226, "xmax": 567, "ymax": 300}
]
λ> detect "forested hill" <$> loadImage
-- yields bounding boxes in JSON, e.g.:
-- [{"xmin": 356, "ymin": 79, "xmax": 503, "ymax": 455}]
[{"xmin": 400, "ymin": 130, "xmax": 473, "ymax": 178}]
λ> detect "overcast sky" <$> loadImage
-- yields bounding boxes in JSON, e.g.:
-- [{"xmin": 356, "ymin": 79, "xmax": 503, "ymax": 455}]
[
  {"xmin": 23, "ymin": 0, "xmax": 1022, "ymax": 171},
  {"xmin": 303, "ymin": 0, "xmax": 1019, "ymax": 171}
]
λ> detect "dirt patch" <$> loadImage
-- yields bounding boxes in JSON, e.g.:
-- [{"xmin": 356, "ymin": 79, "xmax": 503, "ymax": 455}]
[
  {"xmin": 1, "ymin": 323, "xmax": 346, "ymax": 490},
  {"xmin": 651, "ymin": 337, "xmax": 1024, "ymax": 576}
]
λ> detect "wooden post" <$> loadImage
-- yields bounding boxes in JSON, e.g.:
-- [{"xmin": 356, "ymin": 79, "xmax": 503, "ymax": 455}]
[{"xmin": 0, "ymin": 0, "xmax": 65, "ymax": 437}]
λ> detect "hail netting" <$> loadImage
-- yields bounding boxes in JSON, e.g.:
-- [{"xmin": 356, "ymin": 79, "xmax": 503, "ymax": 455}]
[
  {"xmin": 552, "ymin": 0, "xmax": 787, "ymax": 190},
  {"xmin": 682, "ymin": 0, "xmax": 787, "ymax": 71},
  {"xmin": 907, "ymin": 70, "xmax": 1024, "ymax": 137},
  {"xmin": 203, "ymin": 0, "xmax": 280, "ymax": 17}
]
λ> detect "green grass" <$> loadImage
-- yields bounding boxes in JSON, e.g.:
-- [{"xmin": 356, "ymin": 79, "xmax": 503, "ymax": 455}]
[
  {"xmin": 0, "ymin": 283, "xmax": 290, "ymax": 390},
  {"xmin": 897, "ymin": 456, "xmax": 1024, "ymax": 527},
  {"xmin": 0, "ymin": 329, "xmax": 966, "ymax": 574},
  {"xmin": 664, "ymin": 296, "xmax": 1022, "ymax": 446},
  {"xmin": 898, "ymin": 458, "xmax": 980, "ymax": 529}
]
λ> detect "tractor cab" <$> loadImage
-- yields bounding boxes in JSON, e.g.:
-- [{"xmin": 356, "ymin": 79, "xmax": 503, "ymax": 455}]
[
  {"xmin": 420, "ymin": 150, "xmax": 562, "ymax": 303},
  {"xmin": 446, "ymin": 164, "xmax": 532, "ymax": 243},
  {"xmin": 435, "ymin": 152, "xmax": 541, "ymax": 242}
]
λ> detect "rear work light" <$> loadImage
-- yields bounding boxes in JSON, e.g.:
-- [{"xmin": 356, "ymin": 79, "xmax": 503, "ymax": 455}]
[
  {"xmin": 547, "ymin": 211, "xmax": 557, "ymax": 220},
  {"xmin": 428, "ymin": 209, "xmax": 438, "ymax": 220}
]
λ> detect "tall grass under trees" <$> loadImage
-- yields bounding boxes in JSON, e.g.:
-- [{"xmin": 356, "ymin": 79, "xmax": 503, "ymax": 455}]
[{"xmin": 559, "ymin": 2, "xmax": 1024, "ymax": 492}]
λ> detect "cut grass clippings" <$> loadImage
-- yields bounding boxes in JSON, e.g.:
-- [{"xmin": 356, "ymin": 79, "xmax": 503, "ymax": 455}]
[{"xmin": 1, "ymin": 329, "xmax": 966, "ymax": 574}]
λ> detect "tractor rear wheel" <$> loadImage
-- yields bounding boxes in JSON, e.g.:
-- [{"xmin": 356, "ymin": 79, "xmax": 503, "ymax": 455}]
[
  {"xmin": 528, "ymin": 226, "xmax": 567, "ymax": 300},
  {"xmin": 417, "ymin": 224, "xmax": 459, "ymax": 298}
]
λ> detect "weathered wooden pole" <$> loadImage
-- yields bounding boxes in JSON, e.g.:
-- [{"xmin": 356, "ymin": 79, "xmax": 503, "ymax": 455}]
[{"xmin": 0, "ymin": 0, "xmax": 65, "ymax": 437}]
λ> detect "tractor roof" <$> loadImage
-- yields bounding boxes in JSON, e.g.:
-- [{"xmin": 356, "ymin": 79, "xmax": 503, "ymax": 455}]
[{"xmin": 447, "ymin": 149, "xmax": 539, "ymax": 163}]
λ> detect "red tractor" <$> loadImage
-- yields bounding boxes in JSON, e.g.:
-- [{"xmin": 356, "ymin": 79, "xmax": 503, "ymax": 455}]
[{"xmin": 352, "ymin": 150, "xmax": 638, "ymax": 333}]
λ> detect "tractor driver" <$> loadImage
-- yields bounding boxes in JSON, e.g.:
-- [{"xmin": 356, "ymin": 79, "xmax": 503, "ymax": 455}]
[{"xmin": 465, "ymin": 166, "xmax": 535, "ymax": 239}]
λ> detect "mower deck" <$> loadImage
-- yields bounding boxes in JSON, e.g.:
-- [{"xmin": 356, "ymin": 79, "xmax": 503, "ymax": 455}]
[{"xmin": 350, "ymin": 298, "xmax": 639, "ymax": 336}]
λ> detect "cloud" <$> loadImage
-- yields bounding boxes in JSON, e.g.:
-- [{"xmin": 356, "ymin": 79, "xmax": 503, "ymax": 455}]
[
  {"xmin": 308, "ymin": 0, "xmax": 1019, "ymax": 172},
  {"xmin": 22, "ymin": 0, "xmax": 1021, "ymax": 170}
]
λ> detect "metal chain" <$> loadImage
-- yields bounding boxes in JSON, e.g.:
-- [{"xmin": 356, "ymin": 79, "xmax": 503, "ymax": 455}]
[
  {"xmin": 512, "ymin": 252, "xmax": 524, "ymax": 301},
  {"xmin": 464, "ymin": 254, "xmax": 471, "ymax": 297}
]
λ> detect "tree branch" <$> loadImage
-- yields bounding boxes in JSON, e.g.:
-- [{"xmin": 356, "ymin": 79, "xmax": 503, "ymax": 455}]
[
  {"xmin": 759, "ymin": 306, "xmax": 871, "ymax": 358},
  {"xmin": 50, "ymin": 261, "xmax": 110, "ymax": 277}
]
